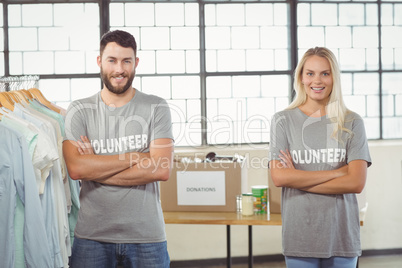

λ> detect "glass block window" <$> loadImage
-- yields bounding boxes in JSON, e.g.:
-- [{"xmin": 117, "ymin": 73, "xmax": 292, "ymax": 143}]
[
  {"xmin": 205, "ymin": 3, "xmax": 289, "ymax": 72},
  {"xmin": 380, "ymin": 3, "xmax": 402, "ymax": 71},
  {"xmin": 7, "ymin": 3, "xmax": 99, "ymax": 75},
  {"xmin": 206, "ymin": 74, "xmax": 289, "ymax": 144},
  {"xmin": 38, "ymin": 77, "xmax": 101, "ymax": 110},
  {"xmin": 110, "ymin": 2, "xmax": 201, "ymax": 146},
  {"xmin": 341, "ymin": 72, "xmax": 380, "ymax": 140},
  {"xmin": 297, "ymin": 3, "xmax": 379, "ymax": 71},
  {"xmin": 382, "ymin": 72, "xmax": 402, "ymax": 139},
  {"xmin": 139, "ymin": 75, "xmax": 202, "ymax": 147},
  {"xmin": 205, "ymin": 3, "xmax": 290, "ymax": 145},
  {"xmin": 110, "ymin": 2, "xmax": 200, "ymax": 75},
  {"xmin": 298, "ymin": 2, "xmax": 382, "ymax": 139},
  {"xmin": 381, "ymin": 3, "xmax": 402, "ymax": 139},
  {"xmin": 1, "ymin": 0, "xmax": 401, "ymax": 144}
]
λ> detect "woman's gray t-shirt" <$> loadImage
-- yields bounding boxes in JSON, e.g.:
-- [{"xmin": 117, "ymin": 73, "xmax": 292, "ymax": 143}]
[
  {"xmin": 269, "ymin": 108, "xmax": 371, "ymax": 258},
  {"xmin": 64, "ymin": 90, "xmax": 173, "ymax": 243}
]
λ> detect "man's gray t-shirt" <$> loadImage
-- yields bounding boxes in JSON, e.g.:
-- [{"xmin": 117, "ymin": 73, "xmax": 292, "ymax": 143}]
[
  {"xmin": 269, "ymin": 108, "xmax": 371, "ymax": 258},
  {"xmin": 64, "ymin": 90, "xmax": 173, "ymax": 243}
]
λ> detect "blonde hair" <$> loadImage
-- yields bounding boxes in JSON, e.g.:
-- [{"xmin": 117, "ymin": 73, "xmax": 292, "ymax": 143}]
[{"xmin": 287, "ymin": 47, "xmax": 351, "ymax": 140}]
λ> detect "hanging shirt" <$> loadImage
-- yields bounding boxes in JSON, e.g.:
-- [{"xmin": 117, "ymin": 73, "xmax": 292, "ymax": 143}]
[
  {"xmin": 0, "ymin": 123, "xmax": 53, "ymax": 268},
  {"xmin": 0, "ymin": 107, "xmax": 38, "ymax": 158},
  {"xmin": 25, "ymin": 102, "xmax": 71, "ymax": 209},
  {"xmin": 1, "ymin": 114, "xmax": 57, "ymax": 194},
  {"xmin": 14, "ymin": 193, "xmax": 26, "ymax": 268},
  {"xmin": 20, "ymin": 104, "xmax": 66, "ymax": 183},
  {"xmin": 11, "ymin": 104, "xmax": 67, "ymax": 267},
  {"xmin": 30, "ymin": 99, "xmax": 65, "ymax": 137},
  {"xmin": 39, "ymin": 170, "xmax": 64, "ymax": 268},
  {"xmin": 20, "ymin": 103, "xmax": 72, "ymax": 267},
  {"xmin": 1, "ymin": 107, "xmax": 60, "ymax": 268},
  {"xmin": 67, "ymin": 173, "xmax": 80, "ymax": 245}
]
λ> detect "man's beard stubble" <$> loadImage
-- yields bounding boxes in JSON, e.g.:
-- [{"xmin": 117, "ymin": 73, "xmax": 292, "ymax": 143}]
[{"xmin": 101, "ymin": 68, "xmax": 135, "ymax": 95}]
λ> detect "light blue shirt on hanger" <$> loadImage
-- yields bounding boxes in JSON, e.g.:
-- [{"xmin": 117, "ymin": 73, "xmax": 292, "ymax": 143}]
[
  {"xmin": 12, "ymin": 104, "xmax": 64, "ymax": 267},
  {"xmin": 0, "ymin": 123, "xmax": 53, "ymax": 268}
]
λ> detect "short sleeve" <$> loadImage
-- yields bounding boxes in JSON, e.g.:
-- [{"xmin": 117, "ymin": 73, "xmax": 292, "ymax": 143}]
[
  {"xmin": 346, "ymin": 115, "xmax": 372, "ymax": 167},
  {"xmin": 64, "ymin": 101, "xmax": 88, "ymax": 142},
  {"xmin": 150, "ymin": 99, "xmax": 174, "ymax": 142},
  {"xmin": 269, "ymin": 112, "xmax": 289, "ymax": 163}
]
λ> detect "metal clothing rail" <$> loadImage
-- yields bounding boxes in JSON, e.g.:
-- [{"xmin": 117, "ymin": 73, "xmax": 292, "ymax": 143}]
[{"xmin": 0, "ymin": 75, "xmax": 40, "ymax": 92}]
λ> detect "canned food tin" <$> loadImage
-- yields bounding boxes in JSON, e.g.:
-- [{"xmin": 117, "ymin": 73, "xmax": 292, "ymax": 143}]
[{"xmin": 251, "ymin": 185, "xmax": 268, "ymax": 214}]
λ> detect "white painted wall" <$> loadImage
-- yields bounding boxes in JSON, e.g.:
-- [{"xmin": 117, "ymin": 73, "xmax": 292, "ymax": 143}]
[{"xmin": 165, "ymin": 140, "xmax": 402, "ymax": 261}]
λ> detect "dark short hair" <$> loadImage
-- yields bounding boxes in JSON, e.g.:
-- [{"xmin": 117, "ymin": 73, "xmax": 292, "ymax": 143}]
[{"xmin": 100, "ymin": 30, "xmax": 137, "ymax": 56}]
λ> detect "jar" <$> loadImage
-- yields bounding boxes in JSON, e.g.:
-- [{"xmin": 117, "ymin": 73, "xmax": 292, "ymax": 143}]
[
  {"xmin": 241, "ymin": 193, "xmax": 254, "ymax": 216},
  {"xmin": 236, "ymin": 195, "xmax": 242, "ymax": 213}
]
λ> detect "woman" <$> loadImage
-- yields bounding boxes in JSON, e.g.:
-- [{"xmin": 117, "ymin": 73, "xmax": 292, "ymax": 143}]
[{"xmin": 269, "ymin": 47, "xmax": 371, "ymax": 268}]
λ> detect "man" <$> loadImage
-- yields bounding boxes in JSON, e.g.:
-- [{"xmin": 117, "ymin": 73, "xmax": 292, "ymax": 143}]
[{"xmin": 63, "ymin": 30, "xmax": 174, "ymax": 268}]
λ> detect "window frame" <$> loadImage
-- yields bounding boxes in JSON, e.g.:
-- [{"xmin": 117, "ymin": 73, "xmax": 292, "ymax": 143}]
[{"xmin": 1, "ymin": 0, "xmax": 401, "ymax": 144}]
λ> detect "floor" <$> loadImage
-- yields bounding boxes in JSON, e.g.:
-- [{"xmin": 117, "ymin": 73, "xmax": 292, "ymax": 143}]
[{"xmin": 194, "ymin": 254, "xmax": 402, "ymax": 268}]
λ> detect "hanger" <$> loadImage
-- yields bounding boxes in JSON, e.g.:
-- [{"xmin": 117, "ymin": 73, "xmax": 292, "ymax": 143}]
[
  {"xmin": 0, "ymin": 92, "xmax": 15, "ymax": 111},
  {"xmin": 8, "ymin": 92, "xmax": 22, "ymax": 103},
  {"xmin": 21, "ymin": 89, "xmax": 34, "ymax": 100},
  {"xmin": 28, "ymin": 88, "xmax": 60, "ymax": 113},
  {"xmin": 12, "ymin": 90, "xmax": 30, "ymax": 105}
]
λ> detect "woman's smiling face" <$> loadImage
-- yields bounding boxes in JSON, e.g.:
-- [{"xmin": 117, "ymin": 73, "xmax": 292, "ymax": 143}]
[{"xmin": 301, "ymin": 55, "xmax": 333, "ymax": 104}]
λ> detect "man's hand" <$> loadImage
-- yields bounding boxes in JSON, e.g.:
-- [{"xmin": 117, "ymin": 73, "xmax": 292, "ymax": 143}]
[
  {"xmin": 77, "ymin": 136, "xmax": 94, "ymax": 155},
  {"xmin": 278, "ymin": 149, "xmax": 295, "ymax": 169}
]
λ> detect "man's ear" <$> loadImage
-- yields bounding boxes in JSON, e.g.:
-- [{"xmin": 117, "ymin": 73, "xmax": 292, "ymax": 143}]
[
  {"xmin": 135, "ymin": 57, "xmax": 139, "ymax": 68},
  {"xmin": 97, "ymin": 55, "xmax": 102, "ymax": 68}
]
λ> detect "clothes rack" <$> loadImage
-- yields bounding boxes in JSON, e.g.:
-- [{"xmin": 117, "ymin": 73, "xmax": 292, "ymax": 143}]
[
  {"xmin": 0, "ymin": 75, "xmax": 39, "ymax": 92},
  {"xmin": 0, "ymin": 80, "xmax": 79, "ymax": 268}
]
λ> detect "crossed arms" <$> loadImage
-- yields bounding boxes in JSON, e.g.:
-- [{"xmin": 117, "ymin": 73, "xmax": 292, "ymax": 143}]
[
  {"xmin": 63, "ymin": 136, "xmax": 174, "ymax": 186},
  {"xmin": 270, "ymin": 150, "xmax": 367, "ymax": 195}
]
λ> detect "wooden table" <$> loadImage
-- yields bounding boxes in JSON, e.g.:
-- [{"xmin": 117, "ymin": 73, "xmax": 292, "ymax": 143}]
[
  {"xmin": 164, "ymin": 212, "xmax": 363, "ymax": 268},
  {"xmin": 164, "ymin": 212, "xmax": 281, "ymax": 268}
]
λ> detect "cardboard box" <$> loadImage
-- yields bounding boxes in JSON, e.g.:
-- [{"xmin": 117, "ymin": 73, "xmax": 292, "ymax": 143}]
[
  {"xmin": 268, "ymin": 170, "xmax": 282, "ymax": 214},
  {"xmin": 160, "ymin": 159, "xmax": 247, "ymax": 212}
]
